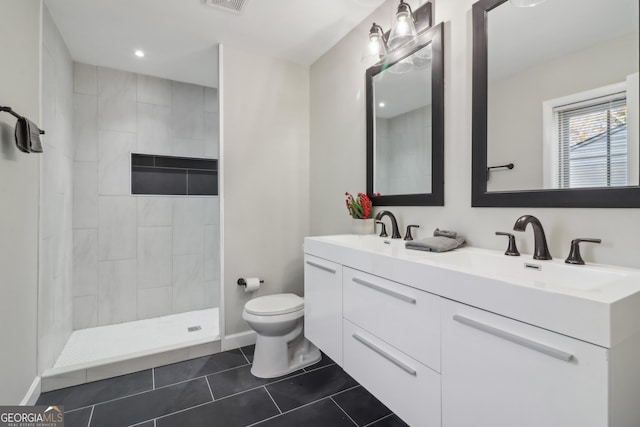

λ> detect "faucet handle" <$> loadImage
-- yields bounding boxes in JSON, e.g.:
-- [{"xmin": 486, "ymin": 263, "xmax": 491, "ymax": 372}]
[
  {"xmin": 375, "ymin": 220, "xmax": 388, "ymax": 237},
  {"xmin": 495, "ymin": 232, "xmax": 520, "ymax": 256},
  {"xmin": 404, "ymin": 225, "xmax": 420, "ymax": 241},
  {"xmin": 565, "ymin": 238, "xmax": 601, "ymax": 265}
]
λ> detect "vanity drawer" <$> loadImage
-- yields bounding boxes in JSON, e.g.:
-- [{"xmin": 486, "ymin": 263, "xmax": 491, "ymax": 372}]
[
  {"xmin": 344, "ymin": 320, "xmax": 441, "ymax": 427},
  {"xmin": 343, "ymin": 267, "xmax": 440, "ymax": 371}
]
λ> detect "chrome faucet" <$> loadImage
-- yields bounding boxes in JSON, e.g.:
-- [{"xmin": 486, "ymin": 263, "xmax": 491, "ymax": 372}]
[
  {"xmin": 374, "ymin": 210, "xmax": 401, "ymax": 239},
  {"xmin": 512, "ymin": 215, "xmax": 552, "ymax": 260}
]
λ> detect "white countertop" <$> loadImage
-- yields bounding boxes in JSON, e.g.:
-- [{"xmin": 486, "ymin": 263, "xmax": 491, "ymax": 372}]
[{"xmin": 304, "ymin": 234, "xmax": 640, "ymax": 348}]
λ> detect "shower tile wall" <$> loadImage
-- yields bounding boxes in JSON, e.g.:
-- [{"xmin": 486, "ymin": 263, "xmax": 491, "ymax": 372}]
[
  {"xmin": 375, "ymin": 105, "xmax": 432, "ymax": 195},
  {"xmin": 72, "ymin": 62, "xmax": 220, "ymax": 329},
  {"xmin": 39, "ymin": 6, "xmax": 74, "ymax": 373}
]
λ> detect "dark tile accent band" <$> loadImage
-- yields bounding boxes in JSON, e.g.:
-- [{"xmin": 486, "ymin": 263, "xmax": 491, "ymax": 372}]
[{"xmin": 131, "ymin": 153, "xmax": 218, "ymax": 196}]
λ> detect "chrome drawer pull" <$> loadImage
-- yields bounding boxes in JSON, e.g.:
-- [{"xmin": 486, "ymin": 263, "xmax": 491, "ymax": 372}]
[
  {"xmin": 453, "ymin": 315, "xmax": 574, "ymax": 362},
  {"xmin": 352, "ymin": 278, "xmax": 416, "ymax": 304},
  {"xmin": 305, "ymin": 260, "xmax": 336, "ymax": 274},
  {"xmin": 353, "ymin": 333, "xmax": 417, "ymax": 376}
]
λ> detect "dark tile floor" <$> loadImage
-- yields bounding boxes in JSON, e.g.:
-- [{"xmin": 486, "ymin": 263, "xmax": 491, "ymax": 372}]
[{"xmin": 37, "ymin": 346, "xmax": 409, "ymax": 427}]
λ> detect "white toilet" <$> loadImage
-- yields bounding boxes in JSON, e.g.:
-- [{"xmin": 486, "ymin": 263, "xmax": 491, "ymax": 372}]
[{"xmin": 242, "ymin": 293, "xmax": 321, "ymax": 378}]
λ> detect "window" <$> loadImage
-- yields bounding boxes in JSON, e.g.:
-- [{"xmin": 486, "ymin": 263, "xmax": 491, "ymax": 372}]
[{"xmin": 555, "ymin": 94, "xmax": 627, "ymax": 189}]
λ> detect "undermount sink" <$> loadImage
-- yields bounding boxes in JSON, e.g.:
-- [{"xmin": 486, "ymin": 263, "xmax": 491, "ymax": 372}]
[{"xmin": 432, "ymin": 249, "xmax": 628, "ymax": 292}]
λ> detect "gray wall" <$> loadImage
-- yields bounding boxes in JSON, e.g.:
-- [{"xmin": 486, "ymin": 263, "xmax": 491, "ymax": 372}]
[
  {"xmin": 310, "ymin": 0, "xmax": 640, "ymax": 269},
  {"xmin": 72, "ymin": 63, "xmax": 220, "ymax": 329},
  {"xmin": 222, "ymin": 45, "xmax": 310, "ymax": 336},
  {"xmin": 39, "ymin": 5, "xmax": 74, "ymax": 374},
  {"xmin": 0, "ymin": 0, "xmax": 40, "ymax": 405}
]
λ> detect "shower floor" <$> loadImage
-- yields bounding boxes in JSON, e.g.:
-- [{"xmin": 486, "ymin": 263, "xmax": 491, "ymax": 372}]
[
  {"xmin": 41, "ymin": 308, "xmax": 220, "ymax": 392},
  {"xmin": 55, "ymin": 308, "xmax": 220, "ymax": 368}
]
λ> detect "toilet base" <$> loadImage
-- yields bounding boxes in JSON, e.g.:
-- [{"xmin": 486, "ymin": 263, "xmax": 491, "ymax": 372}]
[{"xmin": 250, "ymin": 324, "xmax": 322, "ymax": 379}]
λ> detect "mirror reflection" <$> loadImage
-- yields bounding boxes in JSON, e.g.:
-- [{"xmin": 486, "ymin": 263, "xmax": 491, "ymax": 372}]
[
  {"xmin": 486, "ymin": 0, "xmax": 639, "ymax": 192},
  {"xmin": 373, "ymin": 44, "xmax": 433, "ymax": 196}
]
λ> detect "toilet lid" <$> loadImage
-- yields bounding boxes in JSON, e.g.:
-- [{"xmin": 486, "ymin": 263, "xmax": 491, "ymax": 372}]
[{"xmin": 245, "ymin": 293, "xmax": 304, "ymax": 316}]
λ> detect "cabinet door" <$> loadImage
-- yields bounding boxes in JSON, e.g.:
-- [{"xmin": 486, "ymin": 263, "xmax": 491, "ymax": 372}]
[
  {"xmin": 304, "ymin": 254, "xmax": 343, "ymax": 365},
  {"xmin": 441, "ymin": 300, "xmax": 609, "ymax": 427}
]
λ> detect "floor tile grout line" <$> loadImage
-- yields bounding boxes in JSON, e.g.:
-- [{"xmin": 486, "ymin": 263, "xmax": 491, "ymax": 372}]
[
  {"xmin": 363, "ymin": 413, "xmax": 394, "ymax": 427},
  {"xmin": 207, "ymin": 363, "xmax": 339, "ymax": 403},
  {"xmin": 62, "ymin": 369, "xmax": 220, "ymax": 414},
  {"xmin": 238, "ymin": 346, "xmax": 251, "ymax": 364},
  {"xmin": 204, "ymin": 376, "xmax": 215, "ymax": 401},
  {"xmin": 246, "ymin": 396, "xmax": 337, "ymax": 427},
  {"xmin": 303, "ymin": 362, "xmax": 336, "ymax": 374},
  {"xmin": 54, "ymin": 359, "xmax": 330, "ymax": 414},
  {"xmin": 152, "ymin": 400, "xmax": 213, "ymax": 423},
  {"xmin": 154, "ymin": 361, "xmax": 251, "ymax": 389},
  {"xmin": 86, "ymin": 406, "xmax": 94, "ymax": 427},
  {"xmin": 59, "ymin": 361, "xmax": 348, "ymax": 424},
  {"xmin": 262, "ymin": 386, "xmax": 282, "ymax": 414},
  {"xmin": 330, "ymin": 396, "xmax": 359, "ymax": 426},
  {"xmin": 328, "ymin": 384, "xmax": 361, "ymax": 399},
  {"xmin": 245, "ymin": 411, "xmax": 282, "ymax": 427},
  {"xmin": 63, "ymin": 407, "xmax": 87, "ymax": 414}
]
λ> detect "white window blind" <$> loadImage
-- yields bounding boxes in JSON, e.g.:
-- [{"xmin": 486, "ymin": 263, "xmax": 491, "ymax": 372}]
[{"xmin": 556, "ymin": 94, "xmax": 627, "ymax": 189}]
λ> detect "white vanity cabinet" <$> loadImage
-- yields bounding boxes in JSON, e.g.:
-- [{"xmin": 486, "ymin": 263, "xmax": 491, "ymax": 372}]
[
  {"xmin": 441, "ymin": 299, "xmax": 609, "ymax": 427},
  {"xmin": 303, "ymin": 235, "xmax": 640, "ymax": 427},
  {"xmin": 303, "ymin": 254, "xmax": 343, "ymax": 365}
]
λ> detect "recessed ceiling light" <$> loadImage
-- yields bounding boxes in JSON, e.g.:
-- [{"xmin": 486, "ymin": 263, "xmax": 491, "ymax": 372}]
[
  {"xmin": 379, "ymin": 102, "xmax": 385, "ymax": 107},
  {"xmin": 134, "ymin": 50, "xmax": 145, "ymax": 58}
]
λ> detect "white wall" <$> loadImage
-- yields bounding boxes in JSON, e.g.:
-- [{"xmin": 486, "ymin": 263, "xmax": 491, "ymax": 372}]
[
  {"xmin": 222, "ymin": 45, "xmax": 310, "ymax": 336},
  {"xmin": 310, "ymin": 0, "xmax": 640, "ymax": 269},
  {"xmin": 39, "ymin": 5, "xmax": 74, "ymax": 374},
  {"xmin": 0, "ymin": 0, "xmax": 40, "ymax": 404},
  {"xmin": 72, "ymin": 63, "xmax": 220, "ymax": 329}
]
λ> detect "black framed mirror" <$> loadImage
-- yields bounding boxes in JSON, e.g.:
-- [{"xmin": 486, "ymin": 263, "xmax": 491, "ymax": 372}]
[
  {"xmin": 366, "ymin": 22, "xmax": 444, "ymax": 206},
  {"xmin": 472, "ymin": 0, "xmax": 640, "ymax": 207}
]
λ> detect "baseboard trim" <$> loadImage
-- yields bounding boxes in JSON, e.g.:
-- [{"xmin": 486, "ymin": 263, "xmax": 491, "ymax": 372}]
[
  {"xmin": 222, "ymin": 330, "xmax": 256, "ymax": 351},
  {"xmin": 20, "ymin": 376, "xmax": 41, "ymax": 406}
]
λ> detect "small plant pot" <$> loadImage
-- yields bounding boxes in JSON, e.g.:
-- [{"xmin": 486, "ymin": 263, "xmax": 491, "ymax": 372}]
[{"xmin": 351, "ymin": 218, "xmax": 374, "ymax": 235}]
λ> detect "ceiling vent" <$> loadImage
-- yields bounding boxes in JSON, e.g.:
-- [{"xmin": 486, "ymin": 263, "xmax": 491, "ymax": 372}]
[{"xmin": 205, "ymin": 0, "xmax": 249, "ymax": 15}]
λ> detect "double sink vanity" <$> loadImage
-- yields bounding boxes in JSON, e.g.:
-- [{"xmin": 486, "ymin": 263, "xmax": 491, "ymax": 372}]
[
  {"xmin": 303, "ymin": 234, "xmax": 640, "ymax": 426},
  {"xmin": 341, "ymin": 0, "xmax": 640, "ymax": 423}
]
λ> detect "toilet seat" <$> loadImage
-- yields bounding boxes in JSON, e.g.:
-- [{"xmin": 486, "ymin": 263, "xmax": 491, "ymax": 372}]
[{"xmin": 244, "ymin": 293, "xmax": 304, "ymax": 316}]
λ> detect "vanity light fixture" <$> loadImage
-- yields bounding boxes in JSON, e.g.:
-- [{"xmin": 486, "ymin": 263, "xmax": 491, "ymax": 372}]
[
  {"xmin": 134, "ymin": 49, "xmax": 145, "ymax": 58},
  {"xmin": 367, "ymin": 23, "xmax": 388, "ymax": 63},
  {"xmin": 379, "ymin": 102, "xmax": 385, "ymax": 107},
  {"xmin": 388, "ymin": 0, "xmax": 418, "ymax": 50},
  {"xmin": 363, "ymin": 1, "xmax": 431, "ymax": 66}
]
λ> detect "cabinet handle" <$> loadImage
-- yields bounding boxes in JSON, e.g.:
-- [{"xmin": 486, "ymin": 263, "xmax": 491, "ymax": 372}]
[
  {"xmin": 352, "ymin": 278, "xmax": 416, "ymax": 304},
  {"xmin": 353, "ymin": 333, "xmax": 417, "ymax": 376},
  {"xmin": 305, "ymin": 260, "xmax": 336, "ymax": 274},
  {"xmin": 453, "ymin": 315, "xmax": 574, "ymax": 362}
]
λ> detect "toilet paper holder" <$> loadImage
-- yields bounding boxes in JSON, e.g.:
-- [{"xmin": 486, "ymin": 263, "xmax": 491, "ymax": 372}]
[{"xmin": 237, "ymin": 278, "xmax": 264, "ymax": 287}]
